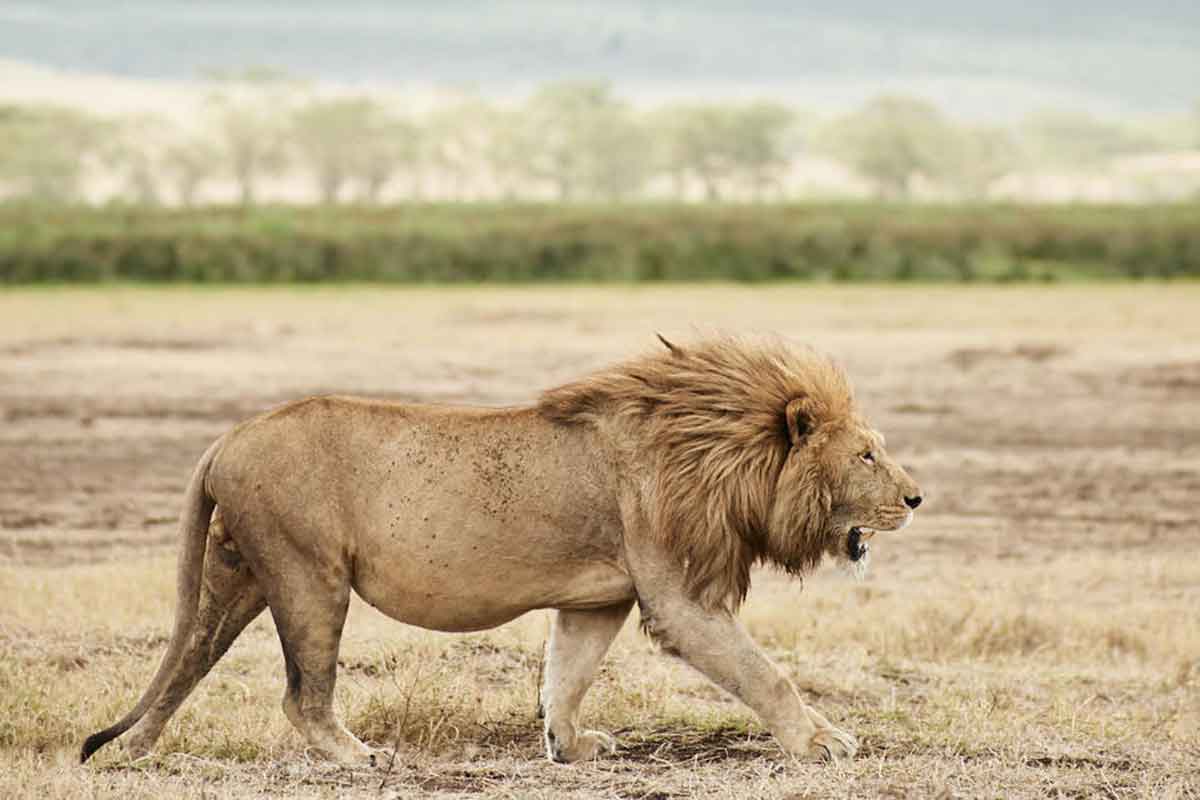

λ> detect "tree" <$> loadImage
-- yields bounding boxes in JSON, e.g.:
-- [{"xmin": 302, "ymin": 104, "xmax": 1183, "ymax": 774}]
[
  {"xmin": 815, "ymin": 95, "xmax": 960, "ymax": 199},
  {"xmin": 161, "ymin": 134, "xmax": 222, "ymax": 207},
  {"xmin": 522, "ymin": 82, "xmax": 650, "ymax": 201},
  {"xmin": 651, "ymin": 103, "xmax": 799, "ymax": 202},
  {"xmin": 349, "ymin": 114, "xmax": 419, "ymax": 204},
  {"xmin": 950, "ymin": 125, "xmax": 1024, "ymax": 199},
  {"xmin": 522, "ymin": 84, "xmax": 589, "ymax": 200},
  {"xmin": 291, "ymin": 97, "xmax": 390, "ymax": 204},
  {"xmin": 652, "ymin": 105, "xmax": 738, "ymax": 201},
  {"xmin": 0, "ymin": 105, "xmax": 110, "ymax": 203},
  {"xmin": 103, "ymin": 114, "xmax": 175, "ymax": 206},
  {"xmin": 580, "ymin": 102, "xmax": 652, "ymax": 201},
  {"xmin": 724, "ymin": 103, "xmax": 796, "ymax": 201},
  {"xmin": 486, "ymin": 107, "xmax": 540, "ymax": 200},
  {"xmin": 1020, "ymin": 110, "xmax": 1154, "ymax": 169},
  {"xmin": 205, "ymin": 89, "xmax": 291, "ymax": 206}
]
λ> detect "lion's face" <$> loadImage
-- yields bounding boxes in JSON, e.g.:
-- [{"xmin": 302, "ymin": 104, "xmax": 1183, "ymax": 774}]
[
  {"xmin": 817, "ymin": 419, "xmax": 921, "ymax": 565},
  {"xmin": 768, "ymin": 401, "xmax": 921, "ymax": 575}
]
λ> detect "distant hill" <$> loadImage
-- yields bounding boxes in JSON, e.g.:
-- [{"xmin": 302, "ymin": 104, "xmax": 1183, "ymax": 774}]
[{"xmin": 1, "ymin": 2, "xmax": 1198, "ymax": 119}]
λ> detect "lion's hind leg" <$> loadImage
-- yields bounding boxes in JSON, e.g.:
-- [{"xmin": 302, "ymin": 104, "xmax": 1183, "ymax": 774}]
[
  {"xmin": 122, "ymin": 509, "xmax": 268, "ymax": 759},
  {"xmin": 540, "ymin": 600, "xmax": 634, "ymax": 763},
  {"xmin": 257, "ymin": 556, "xmax": 376, "ymax": 766}
]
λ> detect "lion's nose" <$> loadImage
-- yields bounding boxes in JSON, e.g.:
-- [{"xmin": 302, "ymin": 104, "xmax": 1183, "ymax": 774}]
[{"xmin": 904, "ymin": 495, "xmax": 922, "ymax": 509}]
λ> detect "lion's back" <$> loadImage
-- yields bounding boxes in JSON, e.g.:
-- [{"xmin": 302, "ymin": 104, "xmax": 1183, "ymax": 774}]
[{"xmin": 207, "ymin": 395, "xmax": 618, "ymax": 545}]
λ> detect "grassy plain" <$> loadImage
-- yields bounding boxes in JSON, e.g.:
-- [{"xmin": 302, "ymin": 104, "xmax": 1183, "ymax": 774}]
[{"xmin": 1, "ymin": 285, "xmax": 1198, "ymax": 798}]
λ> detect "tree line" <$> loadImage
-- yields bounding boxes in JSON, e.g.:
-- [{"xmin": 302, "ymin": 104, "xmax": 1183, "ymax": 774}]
[{"xmin": 1, "ymin": 79, "xmax": 1198, "ymax": 206}]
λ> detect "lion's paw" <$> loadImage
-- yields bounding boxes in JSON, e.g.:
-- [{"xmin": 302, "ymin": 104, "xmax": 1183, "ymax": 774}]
[
  {"xmin": 806, "ymin": 726, "xmax": 858, "ymax": 761},
  {"xmin": 118, "ymin": 737, "xmax": 153, "ymax": 763},
  {"xmin": 547, "ymin": 729, "xmax": 617, "ymax": 763},
  {"xmin": 320, "ymin": 739, "xmax": 387, "ymax": 769}
]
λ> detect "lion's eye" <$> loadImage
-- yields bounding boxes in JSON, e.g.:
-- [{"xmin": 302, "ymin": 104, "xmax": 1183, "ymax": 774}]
[{"xmin": 859, "ymin": 451, "xmax": 875, "ymax": 465}]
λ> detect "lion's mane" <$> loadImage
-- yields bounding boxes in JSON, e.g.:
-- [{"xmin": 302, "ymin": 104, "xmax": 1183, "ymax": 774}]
[{"xmin": 538, "ymin": 335, "xmax": 857, "ymax": 610}]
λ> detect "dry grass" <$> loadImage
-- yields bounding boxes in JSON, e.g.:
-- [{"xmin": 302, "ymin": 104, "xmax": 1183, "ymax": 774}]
[
  {"xmin": 3, "ymin": 554, "xmax": 1198, "ymax": 798},
  {"xmin": 1, "ymin": 284, "xmax": 1199, "ymax": 798}
]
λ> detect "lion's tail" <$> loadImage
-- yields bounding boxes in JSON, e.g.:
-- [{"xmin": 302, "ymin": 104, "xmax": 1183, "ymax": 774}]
[{"xmin": 80, "ymin": 435, "xmax": 224, "ymax": 764}]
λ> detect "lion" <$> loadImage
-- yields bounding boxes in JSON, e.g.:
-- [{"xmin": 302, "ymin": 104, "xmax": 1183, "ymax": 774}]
[{"xmin": 81, "ymin": 334, "xmax": 921, "ymax": 767}]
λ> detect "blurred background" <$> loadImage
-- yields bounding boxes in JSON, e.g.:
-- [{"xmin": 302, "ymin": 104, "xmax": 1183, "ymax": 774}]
[{"xmin": 1, "ymin": 1, "xmax": 1199, "ymax": 283}]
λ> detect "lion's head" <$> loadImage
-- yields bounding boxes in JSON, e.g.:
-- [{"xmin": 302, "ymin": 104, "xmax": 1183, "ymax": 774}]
[
  {"xmin": 539, "ymin": 334, "xmax": 922, "ymax": 610},
  {"xmin": 770, "ymin": 394, "xmax": 921, "ymax": 579}
]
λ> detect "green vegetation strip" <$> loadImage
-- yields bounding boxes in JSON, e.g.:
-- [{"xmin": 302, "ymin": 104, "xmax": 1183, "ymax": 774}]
[{"xmin": 2, "ymin": 203, "xmax": 1198, "ymax": 283}]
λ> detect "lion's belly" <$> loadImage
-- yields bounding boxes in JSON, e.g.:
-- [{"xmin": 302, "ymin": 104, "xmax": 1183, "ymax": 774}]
[
  {"xmin": 352, "ymin": 552, "xmax": 635, "ymax": 633},
  {"xmin": 350, "ymin": 508, "xmax": 635, "ymax": 632},
  {"xmin": 346, "ymin": 424, "xmax": 633, "ymax": 632}
]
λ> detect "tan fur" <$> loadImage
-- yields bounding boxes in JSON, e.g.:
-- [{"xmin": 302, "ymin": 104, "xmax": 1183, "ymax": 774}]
[{"xmin": 81, "ymin": 334, "xmax": 920, "ymax": 768}]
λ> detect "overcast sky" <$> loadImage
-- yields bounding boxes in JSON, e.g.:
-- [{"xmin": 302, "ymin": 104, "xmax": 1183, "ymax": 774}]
[{"xmin": 1, "ymin": 1, "xmax": 1197, "ymax": 119}]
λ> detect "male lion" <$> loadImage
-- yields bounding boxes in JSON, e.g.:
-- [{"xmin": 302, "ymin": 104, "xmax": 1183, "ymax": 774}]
[{"xmin": 81, "ymin": 335, "xmax": 921, "ymax": 766}]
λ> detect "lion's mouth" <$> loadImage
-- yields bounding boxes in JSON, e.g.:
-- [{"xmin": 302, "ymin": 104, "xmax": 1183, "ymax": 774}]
[{"xmin": 846, "ymin": 527, "xmax": 875, "ymax": 562}]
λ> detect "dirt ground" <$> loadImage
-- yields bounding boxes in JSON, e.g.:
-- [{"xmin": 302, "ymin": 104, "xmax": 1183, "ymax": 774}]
[{"xmin": 1, "ymin": 285, "xmax": 1198, "ymax": 799}]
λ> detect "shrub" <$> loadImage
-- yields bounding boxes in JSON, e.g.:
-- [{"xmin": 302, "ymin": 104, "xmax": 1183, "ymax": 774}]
[{"xmin": 1, "ymin": 203, "xmax": 1197, "ymax": 284}]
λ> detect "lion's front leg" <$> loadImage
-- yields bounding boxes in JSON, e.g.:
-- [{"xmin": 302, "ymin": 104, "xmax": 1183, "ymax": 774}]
[
  {"xmin": 642, "ymin": 601, "xmax": 856, "ymax": 760},
  {"xmin": 626, "ymin": 535, "xmax": 857, "ymax": 761},
  {"xmin": 540, "ymin": 600, "xmax": 634, "ymax": 763}
]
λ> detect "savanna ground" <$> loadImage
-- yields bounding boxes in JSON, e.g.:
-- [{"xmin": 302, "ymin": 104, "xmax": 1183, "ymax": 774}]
[{"xmin": 1, "ymin": 284, "xmax": 1198, "ymax": 799}]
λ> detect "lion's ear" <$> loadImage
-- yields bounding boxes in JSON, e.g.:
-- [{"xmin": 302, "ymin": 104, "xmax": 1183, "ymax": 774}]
[{"xmin": 784, "ymin": 397, "xmax": 816, "ymax": 447}]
